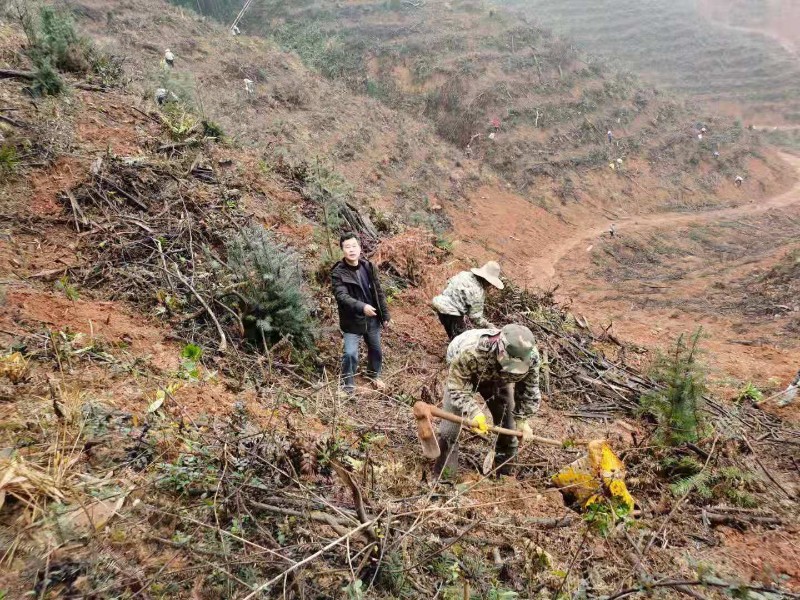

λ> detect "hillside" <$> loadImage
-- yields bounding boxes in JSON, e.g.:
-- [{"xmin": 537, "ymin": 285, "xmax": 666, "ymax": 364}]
[
  {"xmin": 501, "ymin": 0, "xmax": 800, "ymax": 125},
  {"xmin": 224, "ymin": 0, "xmax": 787, "ymax": 202},
  {"xmin": 1, "ymin": 1, "xmax": 799, "ymax": 599}
]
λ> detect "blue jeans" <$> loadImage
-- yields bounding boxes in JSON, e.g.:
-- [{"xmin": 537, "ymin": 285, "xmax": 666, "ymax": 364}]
[{"xmin": 341, "ymin": 318, "xmax": 382, "ymax": 392}]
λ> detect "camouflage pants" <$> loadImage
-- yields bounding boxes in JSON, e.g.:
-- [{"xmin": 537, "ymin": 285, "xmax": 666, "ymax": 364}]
[{"xmin": 433, "ymin": 382, "xmax": 518, "ymax": 478}]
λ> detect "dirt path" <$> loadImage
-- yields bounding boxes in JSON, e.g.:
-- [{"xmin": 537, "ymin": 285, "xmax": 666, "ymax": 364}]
[{"xmin": 533, "ymin": 152, "xmax": 800, "ymax": 288}]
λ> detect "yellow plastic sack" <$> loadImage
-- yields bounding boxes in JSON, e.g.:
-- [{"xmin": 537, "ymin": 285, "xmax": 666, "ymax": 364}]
[{"xmin": 552, "ymin": 441, "xmax": 634, "ymax": 511}]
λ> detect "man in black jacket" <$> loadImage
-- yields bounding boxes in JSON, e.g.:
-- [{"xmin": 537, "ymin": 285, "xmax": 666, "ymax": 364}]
[{"xmin": 331, "ymin": 232, "xmax": 391, "ymax": 396}]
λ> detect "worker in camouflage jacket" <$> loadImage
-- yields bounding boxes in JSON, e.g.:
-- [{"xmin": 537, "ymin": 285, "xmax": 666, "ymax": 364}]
[
  {"xmin": 432, "ymin": 261, "xmax": 504, "ymax": 340},
  {"xmin": 434, "ymin": 324, "xmax": 543, "ymax": 478}
]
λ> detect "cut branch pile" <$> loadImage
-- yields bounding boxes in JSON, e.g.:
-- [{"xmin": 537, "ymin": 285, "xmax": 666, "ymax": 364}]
[
  {"xmin": 487, "ymin": 284, "xmax": 800, "ymax": 449},
  {"xmin": 60, "ymin": 156, "xmax": 249, "ymax": 353}
]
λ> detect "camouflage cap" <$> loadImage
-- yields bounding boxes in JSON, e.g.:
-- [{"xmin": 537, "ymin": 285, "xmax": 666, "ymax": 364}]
[{"xmin": 497, "ymin": 324, "xmax": 536, "ymax": 374}]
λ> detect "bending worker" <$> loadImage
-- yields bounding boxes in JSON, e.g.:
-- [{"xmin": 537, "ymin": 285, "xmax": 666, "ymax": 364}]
[
  {"xmin": 432, "ymin": 261, "xmax": 504, "ymax": 340},
  {"xmin": 434, "ymin": 324, "xmax": 542, "ymax": 478}
]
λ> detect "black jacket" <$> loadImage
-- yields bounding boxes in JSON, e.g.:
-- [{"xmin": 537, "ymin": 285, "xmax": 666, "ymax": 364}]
[{"xmin": 331, "ymin": 258, "xmax": 390, "ymax": 334}]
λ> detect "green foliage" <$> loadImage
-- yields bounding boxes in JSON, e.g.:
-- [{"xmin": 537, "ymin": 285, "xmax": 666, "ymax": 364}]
[
  {"xmin": 640, "ymin": 329, "xmax": 706, "ymax": 446},
  {"xmin": 0, "ymin": 144, "xmax": 20, "ymax": 175},
  {"xmin": 160, "ymin": 103, "xmax": 199, "ymax": 140},
  {"xmin": 17, "ymin": 4, "xmax": 123, "ymax": 93},
  {"xmin": 668, "ymin": 464, "xmax": 759, "ymax": 508},
  {"xmin": 737, "ymin": 382, "xmax": 763, "ymax": 404},
  {"xmin": 31, "ymin": 60, "xmax": 65, "ymax": 96},
  {"xmin": 31, "ymin": 6, "xmax": 89, "ymax": 73},
  {"xmin": 583, "ymin": 497, "xmax": 632, "ymax": 537},
  {"xmin": 486, "ymin": 585, "xmax": 520, "ymax": 600},
  {"xmin": 342, "ymin": 579, "xmax": 365, "ymax": 600},
  {"xmin": 181, "ymin": 343, "xmax": 203, "ymax": 362},
  {"xmin": 377, "ymin": 551, "xmax": 411, "ymax": 595},
  {"xmin": 54, "ymin": 275, "xmax": 79, "ymax": 301},
  {"xmin": 156, "ymin": 445, "xmax": 219, "ymax": 495},
  {"xmin": 223, "ymin": 225, "xmax": 316, "ymax": 350},
  {"xmin": 202, "ymin": 119, "xmax": 225, "ymax": 139},
  {"xmin": 178, "ymin": 343, "xmax": 202, "ymax": 380}
]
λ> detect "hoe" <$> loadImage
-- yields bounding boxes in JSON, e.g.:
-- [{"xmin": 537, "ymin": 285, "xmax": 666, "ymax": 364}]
[{"xmin": 412, "ymin": 400, "xmax": 593, "ymax": 459}]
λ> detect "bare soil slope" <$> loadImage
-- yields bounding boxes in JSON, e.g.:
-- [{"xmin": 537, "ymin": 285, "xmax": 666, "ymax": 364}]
[{"xmin": 1, "ymin": 3, "xmax": 799, "ymax": 599}]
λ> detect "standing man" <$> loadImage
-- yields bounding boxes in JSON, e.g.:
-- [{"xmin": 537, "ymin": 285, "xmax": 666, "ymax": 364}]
[
  {"xmin": 331, "ymin": 232, "xmax": 391, "ymax": 397},
  {"xmin": 434, "ymin": 324, "xmax": 543, "ymax": 478},
  {"xmin": 432, "ymin": 261, "xmax": 504, "ymax": 341}
]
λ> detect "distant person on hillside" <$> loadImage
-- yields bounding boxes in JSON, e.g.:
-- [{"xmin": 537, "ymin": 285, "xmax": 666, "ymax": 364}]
[
  {"xmin": 434, "ymin": 324, "xmax": 542, "ymax": 478},
  {"xmin": 777, "ymin": 370, "xmax": 799, "ymax": 407},
  {"xmin": 609, "ymin": 223, "xmax": 616, "ymax": 238},
  {"xmin": 432, "ymin": 262, "xmax": 504, "ymax": 340},
  {"xmin": 164, "ymin": 49, "xmax": 175, "ymax": 68},
  {"xmin": 607, "ymin": 130, "xmax": 613, "ymax": 143},
  {"xmin": 331, "ymin": 232, "xmax": 391, "ymax": 397},
  {"xmin": 735, "ymin": 175, "xmax": 744, "ymax": 187},
  {"xmin": 491, "ymin": 117, "xmax": 501, "ymax": 132}
]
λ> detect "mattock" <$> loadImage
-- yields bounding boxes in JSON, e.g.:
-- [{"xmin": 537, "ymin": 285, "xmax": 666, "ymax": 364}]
[{"xmin": 412, "ymin": 401, "xmax": 596, "ymax": 460}]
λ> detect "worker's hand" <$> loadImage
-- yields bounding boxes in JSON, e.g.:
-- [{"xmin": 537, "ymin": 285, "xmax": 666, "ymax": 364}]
[
  {"xmin": 383, "ymin": 319, "xmax": 392, "ymax": 329},
  {"xmin": 363, "ymin": 304, "xmax": 378, "ymax": 317},
  {"xmin": 518, "ymin": 420, "xmax": 534, "ymax": 443},
  {"xmin": 470, "ymin": 414, "xmax": 489, "ymax": 436}
]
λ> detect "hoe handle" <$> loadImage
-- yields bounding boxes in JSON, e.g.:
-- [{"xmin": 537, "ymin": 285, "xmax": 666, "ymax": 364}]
[{"xmin": 426, "ymin": 404, "xmax": 566, "ymax": 447}]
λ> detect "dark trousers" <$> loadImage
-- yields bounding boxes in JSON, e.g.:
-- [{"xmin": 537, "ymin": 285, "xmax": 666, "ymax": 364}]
[
  {"xmin": 433, "ymin": 382, "xmax": 518, "ymax": 478},
  {"xmin": 438, "ymin": 313, "xmax": 468, "ymax": 341},
  {"xmin": 341, "ymin": 317, "xmax": 382, "ymax": 391}
]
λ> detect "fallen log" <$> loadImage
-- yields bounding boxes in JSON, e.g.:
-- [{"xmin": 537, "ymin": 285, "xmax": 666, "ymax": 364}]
[
  {"xmin": 0, "ymin": 69, "xmax": 35, "ymax": 81},
  {"xmin": 702, "ymin": 511, "xmax": 782, "ymax": 527}
]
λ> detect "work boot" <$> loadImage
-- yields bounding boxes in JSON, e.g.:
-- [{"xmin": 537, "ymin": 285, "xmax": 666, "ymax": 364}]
[{"xmin": 494, "ymin": 451, "xmax": 516, "ymax": 477}]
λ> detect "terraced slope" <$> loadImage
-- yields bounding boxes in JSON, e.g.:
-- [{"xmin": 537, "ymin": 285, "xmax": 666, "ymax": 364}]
[
  {"xmin": 502, "ymin": 0, "xmax": 800, "ymax": 120},
  {"xmin": 219, "ymin": 0, "xmax": 786, "ymax": 208}
]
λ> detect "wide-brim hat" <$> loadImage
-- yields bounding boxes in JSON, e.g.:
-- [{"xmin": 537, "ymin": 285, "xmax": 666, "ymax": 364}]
[{"xmin": 471, "ymin": 261, "xmax": 504, "ymax": 290}]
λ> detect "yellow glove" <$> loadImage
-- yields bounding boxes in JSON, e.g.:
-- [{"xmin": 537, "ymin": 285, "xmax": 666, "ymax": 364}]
[
  {"xmin": 470, "ymin": 413, "xmax": 489, "ymax": 435},
  {"xmin": 518, "ymin": 420, "xmax": 534, "ymax": 443}
]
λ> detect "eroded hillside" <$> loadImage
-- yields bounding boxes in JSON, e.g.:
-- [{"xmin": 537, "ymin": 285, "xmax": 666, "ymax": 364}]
[{"xmin": 1, "ymin": 1, "xmax": 799, "ymax": 599}]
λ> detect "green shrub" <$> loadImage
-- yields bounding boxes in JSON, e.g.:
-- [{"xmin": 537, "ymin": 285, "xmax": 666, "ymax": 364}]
[
  {"xmin": 37, "ymin": 7, "xmax": 91, "ymax": 71},
  {"xmin": 223, "ymin": 225, "xmax": 316, "ymax": 350},
  {"xmin": 201, "ymin": 120, "xmax": 225, "ymax": 140},
  {"xmin": 0, "ymin": 144, "xmax": 20, "ymax": 175},
  {"xmin": 30, "ymin": 61, "xmax": 65, "ymax": 96},
  {"xmin": 667, "ymin": 461, "xmax": 759, "ymax": 508},
  {"xmin": 736, "ymin": 382, "xmax": 763, "ymax": 404},
  {"xmin": 15, "ymin": 4, "xmax": 123, "ymax": 92},
  {"xmin": 640, "ymin": 329, "xmax": 707, "ymax": 446}
]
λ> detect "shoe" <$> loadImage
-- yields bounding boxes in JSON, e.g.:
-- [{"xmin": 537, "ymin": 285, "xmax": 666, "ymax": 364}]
[{"xmin": 371, "ymin": 379, "xmax": 387, "ymax": 391}]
